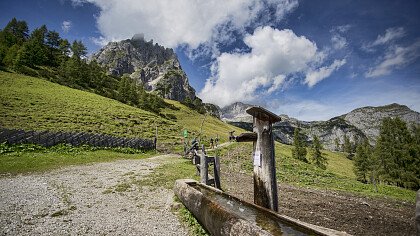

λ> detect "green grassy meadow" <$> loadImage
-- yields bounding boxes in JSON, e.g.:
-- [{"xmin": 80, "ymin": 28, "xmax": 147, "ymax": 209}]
[
  {"xmin": 0, "ymin": 71, "xmax": 243, "ymax": 149},
  {"xmin": 218, "ymin": 142, "xmax": 416, "ymax": 202},
  {"xmin": 0, "ymin": 144, "xmax": 155, "ymax": 174}
]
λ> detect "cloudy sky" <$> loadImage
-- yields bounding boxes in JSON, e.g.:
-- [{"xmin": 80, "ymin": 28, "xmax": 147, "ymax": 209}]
[{"xmin": 1, "ymin": 0, "xmax": 420, "ymax": 120}]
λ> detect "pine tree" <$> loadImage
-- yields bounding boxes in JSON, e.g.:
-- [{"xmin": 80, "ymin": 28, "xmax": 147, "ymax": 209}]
[
  {"xmin": 354, "ymin": 139, "xmax": 371, "ymax": 183},
  {"xmin": 71, "ymin": 40, "xmax": 87, "ymax": 60},
  {"xmin": 1, "ymin": 18, "xmax": 28, "ymax": 46},
  {"xmin": 311, "ymin": 135, "xmax": 327, "ymax": 169},
  {"xmin": 375, "ymin": 117, "xmax": 419, "ymax": 189},
  {"xmin": 334, "ymin": 137, "xmax": 340, "ymax": 151},
  {"xmin": 343, "ymin": 134, "xmax": 351, "ymax": 153},
  {"xmin": 15, "ymin": 25, "xmax": 49, "ymax": 67},
  {"xmin": 292, "ymin": 127, "xmax": 307, "ymax": 162},
  {"xmin": 343, "ymin": 134, "xmax": 354, "ymax": 159}
]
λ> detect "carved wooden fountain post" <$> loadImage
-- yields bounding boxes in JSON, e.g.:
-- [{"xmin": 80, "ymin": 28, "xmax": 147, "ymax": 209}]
[{"xmin": 246, "ymin": 106, "xmax": 281, "ymax": 211}]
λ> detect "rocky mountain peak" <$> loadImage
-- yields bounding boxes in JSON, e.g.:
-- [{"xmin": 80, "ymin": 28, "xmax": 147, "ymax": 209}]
[
  {"xmin": 90, "ymin": 36, "xmax": 195, "ymax": 102},
  {"xmin": 220, "ymin": 102, "xmax": 253, "ymax": 122},
  {"xmin": 343, "ymin": 103, "xmax": 420, "ymax": 143},
  {"xmin": 221, "ymin": 102, "xmax": 420, "ymax": 151}
]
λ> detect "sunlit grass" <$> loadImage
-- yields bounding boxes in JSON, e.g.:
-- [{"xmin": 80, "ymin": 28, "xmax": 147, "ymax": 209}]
[
  {"xmin": 219, "ymin": 142, "xmax": 416, "ymax": 202},
  {"xmin": 0, "ymin": 71, "xmax": 244, "ymax": 151},
  {"xmin": 0, "ymin": 144, "xmax": 156, "ymax": 174}
]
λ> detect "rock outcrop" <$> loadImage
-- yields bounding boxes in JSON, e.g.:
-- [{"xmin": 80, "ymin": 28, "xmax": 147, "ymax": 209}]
[
  {"xmin": 220, "ymin": 102, "xmax": 253, "ymax": 123},
  {"xmin": 342, "ymin": 103, "xmax": 420, "ymax": 144},
  {"xmin": 220, "ymin": 103, "xmax": 420, "ymax": 151},
  {"xmin": 90, "ymin": 34, "xmax": 196, "ymax": 102}
]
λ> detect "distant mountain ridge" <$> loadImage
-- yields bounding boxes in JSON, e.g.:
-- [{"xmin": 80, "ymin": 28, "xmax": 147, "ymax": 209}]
[
  {"xmin": 342, "ymin": 103, "xmax": 420, "ymax": 143},
  {"xmin": 221, "ymin": 102, "xmax": 420, "ymax": 150},
  {"xmin": 90, "ymin": 35, "xmax": 196, "ymax": 102}
]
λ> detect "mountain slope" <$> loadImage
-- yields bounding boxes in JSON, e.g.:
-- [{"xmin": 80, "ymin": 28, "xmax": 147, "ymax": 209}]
[
  {"xmin": 90, "ymin": 35, "xmax": 196, "ymax": 102},
  {"xmin": 0, "ymin": 71, "xmax": 244, "ymax": 149},
  {"xmin": 220, "ymin": 102, "xmax": 253, "ymax": 122},
  {"xmin": 221, "ymin": 102, "xmax": 420, "ymax": 150},
  {"xmin": 343, "ymin": 103, "xmax": 420, "ymax": 143}
]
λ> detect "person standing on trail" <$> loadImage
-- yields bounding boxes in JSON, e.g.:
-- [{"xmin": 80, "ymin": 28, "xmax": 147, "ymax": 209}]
[
  {"xmin": 416, "ymin": 189, "xmax": 420, "ymax": 234},
  {"xmin": 215, "ymin": 136, "xmax": 219, "ymax": 147},
  {"xmin": 210, "ymin": 138, "xmax": 214, "ymax": 149}
]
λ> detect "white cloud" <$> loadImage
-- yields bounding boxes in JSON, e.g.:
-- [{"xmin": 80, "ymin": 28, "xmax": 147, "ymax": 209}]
[
  {"xmin": 269, "ymin": 99, "xmax": 332, "ymax": 121},
  {"xmin": 336, "ymin": 24, "xmax": 351, "ymax": 33},
  {"xmin": 371, "ymin": 27, "xmax": 405, "ymax": 46},
  {"xmin": 363, "ymin": 27, "xmax": 405, "ymax": 51},
  {"xmin": 73, "ymin": 0, "xmax": 298, "ymax": 50},
  {"xmin": 329, "ymin": 25, "xmax": 350, "ymax": 50},
  {"xmin": 90, "ymin": 36, "xmax": 108, "ymax": 46},
  {"xmin": 365, "ymin": 40, "xmax": 420, "ymax": 78},
  {"xmin": 304, "ymin": 59, "xmax": 346, "ymax": 87},
  {"xmin": 61, "ymin": 20, "xmax": 72, "ymax": 33},
  {"xmin": 331, "ymin": 34, "xmax": 347, "ymax": 50},
  {"xmin": 199, "ymin": 26, "xmax": 344, "ymax": 107}
]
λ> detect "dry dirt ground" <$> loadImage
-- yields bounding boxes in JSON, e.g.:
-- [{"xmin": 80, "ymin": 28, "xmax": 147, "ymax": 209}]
[
  {"xmin": 0, "ymin": 154, "xmax": 187, "ymax": 236},
  {"xmin": 222, "ymin": 170, "xmax": 416, "ymax": 236}
]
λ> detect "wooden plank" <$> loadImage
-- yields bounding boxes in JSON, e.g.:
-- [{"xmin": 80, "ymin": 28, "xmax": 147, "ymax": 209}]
[
  {"xmin": 235, "ymin": 132, "xmax": 257, "ymax": 142},
  {"xmin": 246, "ymin": 106, "xmax": 281, "ymax": 123}
]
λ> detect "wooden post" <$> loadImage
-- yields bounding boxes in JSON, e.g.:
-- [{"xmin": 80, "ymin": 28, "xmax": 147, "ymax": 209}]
[
  {"xmin": 246, "ymin": 106, "xmax": 281, "ymax": 212},
  {"xmin": 154, "ymin": 126, "xmax": 158, "ymax": 152},
  {"xmin": 200, "ymin": 145, "xmax": 208, "ymax": 184},
  {"xmin": 214, "ymin": 155, "xmax": 221, "ymax": 189}
]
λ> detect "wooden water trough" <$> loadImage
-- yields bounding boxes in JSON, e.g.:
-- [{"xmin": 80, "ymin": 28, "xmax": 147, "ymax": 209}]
[{"xmin": 174, "ymin": 179, "xmax": 350, "ymax": 236}]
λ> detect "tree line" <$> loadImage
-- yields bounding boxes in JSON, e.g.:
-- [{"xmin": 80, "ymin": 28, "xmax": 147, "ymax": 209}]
[
  {"xmin": 353, "ymin": 117, "xmax": 419, "ymax": 190},
  {"xmin": 292, "ymin": 128, "xmax": 327, "ymax": 170},
  {"xmin": 0, "ymin": 18, "xmax": 173, "ymax": 114}
]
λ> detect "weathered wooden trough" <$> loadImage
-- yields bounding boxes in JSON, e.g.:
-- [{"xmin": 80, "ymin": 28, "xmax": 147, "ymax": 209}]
[
  {"xmin": 175, "ymin": 106, "xmax": 350, "ymax": 235},
  {"xmin": 174, "ymin": 179, "xmax": 349, "ymax": 236}
]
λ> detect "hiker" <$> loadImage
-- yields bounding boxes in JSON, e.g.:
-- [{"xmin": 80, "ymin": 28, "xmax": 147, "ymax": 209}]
[
  {"xmin": 210, "ymin": 138, "xmax": 214, "ymax": 149},
  {"xmin": 215, "ymin": 136, "xmax": 219, "ymax": 147},
  {"xmin": 191, "ymin": 138, "xmax": 198, "ymax": 150}
]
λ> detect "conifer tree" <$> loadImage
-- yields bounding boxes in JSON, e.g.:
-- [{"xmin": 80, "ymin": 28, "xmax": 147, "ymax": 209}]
[
  {"xmin": 354, "ymin": 139, "xmax": 371, "ymax": 183},
  {"xmin": 343, "ymin": 134, "xmax": 351, "ymax": 153},
  {"xmin": 334, "ymin": 137, "xmax": 340, "ymax": 151},
  {"xmin": 71, "ymin": 40, "xmax": 87, "ymax": 60},
  {"xmin": 343, "ymin": 134, "xmax": 354, "ymax": 159},
  {"xmin": 375, "ymin": 117, "xmax": 419, "ymax": 189},
  {"xmin": 292, "ymin": 127, "xmax": 307, "ymax": 162},
  {"xmin": 311, "ymin": 135, "xmax": 327, "ymax": 169}
]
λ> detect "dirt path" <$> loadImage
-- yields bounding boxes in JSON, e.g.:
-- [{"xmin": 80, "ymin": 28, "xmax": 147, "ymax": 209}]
[
  {"xmin": 0, "ymin": 154, "xmax": 187, "ymax": 236},
  {"xmin": 222, "ymin": 170, "xmax": 416, "ymax": 236}
]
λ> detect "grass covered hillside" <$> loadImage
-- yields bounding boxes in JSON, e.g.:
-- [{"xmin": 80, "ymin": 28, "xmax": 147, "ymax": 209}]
[
  {"xmin": 217, "ymin": 142, "xmax": 416, "ymax": 202},
  {"xmin": 0, "ymin": 71, "xmax": 244, "ymax": 149}
]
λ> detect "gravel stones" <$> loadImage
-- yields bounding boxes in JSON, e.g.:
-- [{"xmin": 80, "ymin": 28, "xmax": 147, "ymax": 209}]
[{"xmin": 0, "ymin": 155, "xmax": 187, "ymax": 235}]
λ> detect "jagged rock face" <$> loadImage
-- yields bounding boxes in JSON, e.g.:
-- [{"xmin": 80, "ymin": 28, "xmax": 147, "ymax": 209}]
[
  {"xmin": 204, "ymin": 103, "xmax": 221, "ymax": 119},
  {"xmin": 220, "ymin": 102, "xmax": 253, "ymax": 122},
  {"xmin": 90, "ymin": 35, "xmax": 196, "ymax": 102},
  {"xmin": 343, "ymin": 103, "xmax": 420, "ymax": 144},
  {"xmin": 273, "ymin": 116, "xmax": 366, "ymax": 150},
  {"xmin": 220, "ymin": 102, "xmax": 420, "ymax": 151}
]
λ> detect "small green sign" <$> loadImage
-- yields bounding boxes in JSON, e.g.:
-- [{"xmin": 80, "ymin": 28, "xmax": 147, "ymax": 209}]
[{"xmin": 183, "ymin": 129, "xmax": 188, "ymax": 138}]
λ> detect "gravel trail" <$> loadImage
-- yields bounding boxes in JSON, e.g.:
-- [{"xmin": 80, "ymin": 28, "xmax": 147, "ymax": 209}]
[{"xmin": 0, "ymin": 154, "xmax": 187, "ymax": 236}]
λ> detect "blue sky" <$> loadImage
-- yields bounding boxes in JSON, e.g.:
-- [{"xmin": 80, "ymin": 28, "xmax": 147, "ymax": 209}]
[{"xmin": 1, "ymin": 0, "xmax": 420, "ymax": 121}]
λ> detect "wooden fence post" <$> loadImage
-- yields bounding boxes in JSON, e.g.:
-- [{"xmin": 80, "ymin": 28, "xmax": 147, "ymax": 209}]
[
  {"xmin": 214, "ymin": 155, "xmax": 221, "ymax": 189},
  {"xmin": 246, "ymin": 106, "xmax": 281, "ymax": 212}
]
